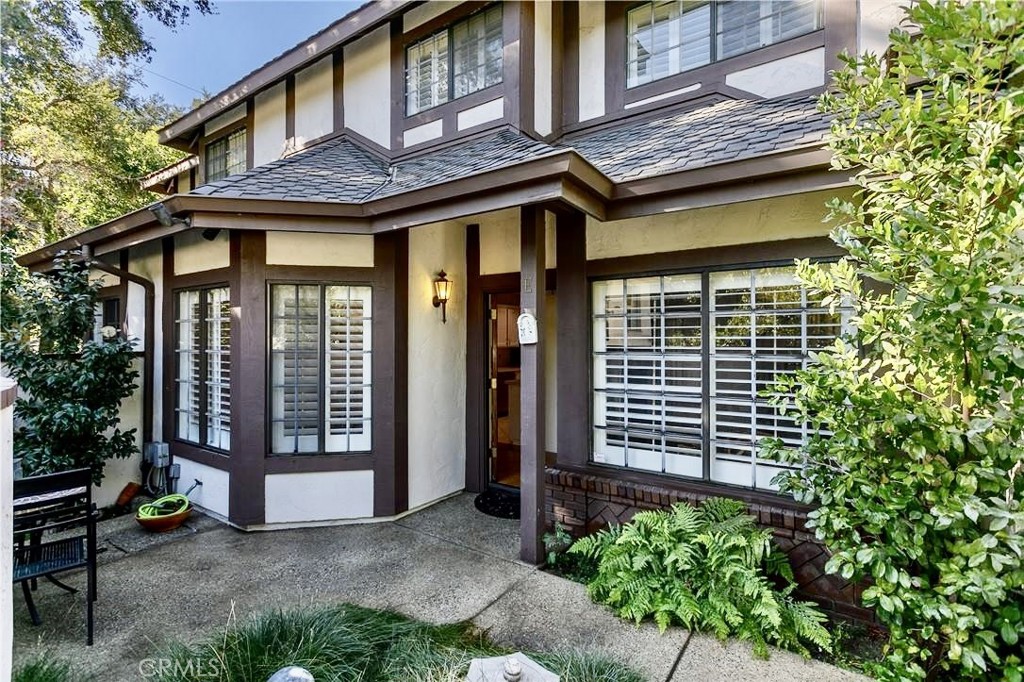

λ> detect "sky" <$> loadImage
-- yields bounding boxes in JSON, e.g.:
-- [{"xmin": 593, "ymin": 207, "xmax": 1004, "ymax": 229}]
[{"xmin": 135, "ymin": 0, "xmax": 365, "ymax": 110}]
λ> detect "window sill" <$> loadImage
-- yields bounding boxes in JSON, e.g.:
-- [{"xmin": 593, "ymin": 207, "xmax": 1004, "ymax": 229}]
[
  {"xmin": 403, "ymin": 84, "xmax": 504, "ymax": 129},
  {"xmin": 264, "ymin": 453, "xmax": 373, "ymax": 474},
  {"xmin": 169, "ymin": 441, "xmax": 230, "ymax": 471}
]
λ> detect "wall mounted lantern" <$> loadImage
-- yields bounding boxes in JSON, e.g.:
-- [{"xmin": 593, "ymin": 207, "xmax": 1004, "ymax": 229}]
[{"xmin": 432, "ymin": 270, "xmax": 452, "ymax": 323}]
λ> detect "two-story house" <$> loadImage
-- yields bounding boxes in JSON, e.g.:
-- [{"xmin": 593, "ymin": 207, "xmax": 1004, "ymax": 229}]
[{"xmin": 19, "ymin": 0, "xmax": 905, "ymax": 620}]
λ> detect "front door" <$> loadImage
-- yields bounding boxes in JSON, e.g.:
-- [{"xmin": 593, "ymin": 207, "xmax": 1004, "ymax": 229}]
[{"xmin": 488, "ymin": 293, "xmax": 521, "ymax": 488}]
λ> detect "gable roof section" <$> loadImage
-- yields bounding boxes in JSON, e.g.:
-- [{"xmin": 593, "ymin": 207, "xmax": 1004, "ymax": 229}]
[
  {"xmin": 570, "ymin": 95, "xmax": 831, "ymax": 183},
  {"xmin": 190, "ymin": 137, "xmax": 390, "ymax": 202}
]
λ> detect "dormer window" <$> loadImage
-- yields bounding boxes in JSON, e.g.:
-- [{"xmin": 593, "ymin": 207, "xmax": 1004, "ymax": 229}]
[
  {"xmin": 205, "ymin": 127, "xmax": 247, "ymax": 182},
  {"xmin": 627, "ymin": 0, "xmax": 822, "ymax": 88},
  {"xmin": 405, "ymin": 4, "xmax": 503, "ymax": 116}
]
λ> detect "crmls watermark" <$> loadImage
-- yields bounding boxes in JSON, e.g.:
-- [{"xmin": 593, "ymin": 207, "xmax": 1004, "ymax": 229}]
[{"xmin": 138, "ymin": 658, "xmax": 223, "ymax": 678}]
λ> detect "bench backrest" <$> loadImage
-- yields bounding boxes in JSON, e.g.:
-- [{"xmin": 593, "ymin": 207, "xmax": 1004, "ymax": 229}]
[{"xmin": 13, "ymin": 468, "xmax": 94, "ymax": 537}]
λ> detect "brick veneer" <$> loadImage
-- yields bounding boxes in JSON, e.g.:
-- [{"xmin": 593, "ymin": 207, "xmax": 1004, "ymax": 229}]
[{"xmin": 545, "ymin": 467, "xmax": 874, "ymax": 622}]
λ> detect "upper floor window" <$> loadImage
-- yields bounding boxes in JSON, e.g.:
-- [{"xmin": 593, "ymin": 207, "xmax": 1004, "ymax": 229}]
[
  {"xmin": 405, "ymin": 4, "xmax": 503, "ymax": 116},
  {"xmin": 205, "ymin": 128, "xmax": 246, "ymax": 182},
  {"xmin": 627, "ymin": 0, "xmax": 823, "ymax": 88}
]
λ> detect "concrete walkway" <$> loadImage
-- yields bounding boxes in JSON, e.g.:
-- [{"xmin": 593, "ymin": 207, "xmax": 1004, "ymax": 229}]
[{"xmin": 12, "ymin": 494, "xmax": 867, "ymax": 682}]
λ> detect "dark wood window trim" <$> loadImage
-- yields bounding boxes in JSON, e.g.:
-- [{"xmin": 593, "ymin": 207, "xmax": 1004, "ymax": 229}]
[
  {"xmin": 266, "ymin": 277, "xmax": 375, "ymax": 458},
  {"xmin": 560, "ymin": 0, "xmax": 853, "ymax": 136},
  {"xmin": 392, "ymin": 1, "xmax": 514, "ymax": 150},
  {"xmin": 170, "ymin": 281, "xmax": 231, "ymax": 456},
  {"xmin": 199, "ymin": 120, "xmax": 247, "ymax": 185},
  {"xmin": 583, "ymin": 236, "xmax": 844, "ymax": 498}
]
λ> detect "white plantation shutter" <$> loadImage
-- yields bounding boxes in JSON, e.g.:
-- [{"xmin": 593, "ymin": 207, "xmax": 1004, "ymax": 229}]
[
  {"xmin": 592, "ymin": 265, "xmax": 844, "ymax": 491},
  {"xmin": 204, "ymin": 287, "xmax": 231, "ymax": 450},
  {"xmin": 593, "ymin": 274, "xmax": 704, "ymax": 477},
  {"xmin": 324, "ymin": 286, "xmax": 372, "ymax": 452},
  {"xmin": 270, "ymin": 284, "xmax": 373, "ymax": 454},
  {"xmin": 406, "ymin": 32, "xmax": 450, "ymax": 115},
  {"xmin": 175, "ymin": 290, "xmax": 202, "ymax": 443},
  {"xmin": 709, "ymin": 268, "xmax": 843, "ymax": 490},
  {"xmin": 717, "ymin": 0, "xmax": 821, "ymax": 60}
]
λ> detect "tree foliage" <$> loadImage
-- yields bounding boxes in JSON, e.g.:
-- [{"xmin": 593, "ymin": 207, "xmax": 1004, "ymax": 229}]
[
  {"xmin": 766, "ymin": 1, "xmax": 1024, "ymax": 680},
  {"xmin": 2, "ymin": 254, "xmax": 140, "ymax": 486},
  {"xmin": 569, "ymin": 498, "xmax": 832, "ymax": 659},
  {"xmin": 1, "ymin": 0, "xmax": 210, "ymax": 248}
]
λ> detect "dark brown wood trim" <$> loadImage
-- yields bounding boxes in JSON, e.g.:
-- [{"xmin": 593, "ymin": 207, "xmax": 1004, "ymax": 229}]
[
  {"xmin": 117, "ymin": 250, "xmax": 130, "ymax": 328},
  {"xmin": 265, "ymin": 454, "xmax": 374, "ymax": 475},
  {"xmin": 285, "ymin": 75, "xmax": 296, "ymax": 141},
  {"xmin": 169, "ymin": 442, "xmax": 231, "ymax": 472},
  {"xmin": 161, "ymin": 238, "xmax": 174, "ymax": 450},
  {"xmin": 586, "ymin": 237, "xmax": 844, "ymax": 279},
  {"xmin": 390, "ymin": 17, "xmax": 405, "ymax": 151},
  {"xmin": 245, "ymin": 100, "xmax": 255, "ymax": 171},
  {"xmin": 167, "ymin": 266, "xmax": 232, "ymax": 290},
  {"xmin": 332, "ymin": 50, "xmax": 345, "ymax": 133},
  {"xmin": 562, "ymin": 1, "xmax": 579, "ymax": 128},
  {"xmin": 230, "ymin": 231, "xmax": 268, "ymax": 526},
  {"xmin": 371, "ymin": 231, "xmax": 408, "ymax": 516},
  {"xmin": 824, "ymin": 0, "xmax": 858, "ymax": 78},
  {"xmin": 604, "ymin": 1, "xmax": 627, "ymax": 115},
  {"xmin": 553, "ymin": 462, "xmax": 813, "ymax": 513},
  {"xmin": 464, "ymin": 224, "xmax": 486, "ymax": 493},
  {"xmin": 555, "ymin": 209, "xmax": 588, "ymax": 469},
  {"xmin": 264, "ymin": 264, "xmax": 375, "ymax": 281},
  {"xmin": 519, "ymin": 205, "xmax": 547, "ymax": 564}
]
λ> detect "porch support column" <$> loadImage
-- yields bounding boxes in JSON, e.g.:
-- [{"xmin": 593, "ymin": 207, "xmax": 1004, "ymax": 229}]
[
  {"xmin": 519, "ymin": 206, "xmax": 547, "ymax": 564},
  {"xmin": 556, "ymin": 209, "xmax": 588, "ymax": 467}
]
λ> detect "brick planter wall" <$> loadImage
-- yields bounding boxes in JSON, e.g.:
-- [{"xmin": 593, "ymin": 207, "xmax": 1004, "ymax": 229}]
[{"xmin": 545, "ymin": 467, "xmax": 874, "ymax": 623}]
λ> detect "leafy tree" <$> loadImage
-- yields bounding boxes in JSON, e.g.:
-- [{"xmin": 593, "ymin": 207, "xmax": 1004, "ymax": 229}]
[
  {"xmin": 2, "ymin": 253, "xmax": 140, "ymax": 486},
  {"xmin": 1, "ymin": 0, "xmax": 210, "ymax": 248},
  {"xmin": 766, "ymin": 1, "xmax": 1024, "ymax": 680}
]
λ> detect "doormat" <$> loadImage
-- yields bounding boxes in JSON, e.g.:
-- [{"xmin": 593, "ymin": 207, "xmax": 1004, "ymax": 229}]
[{"xmin": 473, "ymin": 488, "xmax": 520, "ymax": 520}]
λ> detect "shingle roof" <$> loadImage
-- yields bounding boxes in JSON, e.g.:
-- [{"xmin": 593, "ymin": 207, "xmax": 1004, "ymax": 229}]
[
  {"xmin": 189, "ymin": 137, "xmax": 390, "ymax": 202},
  {"xmin": 569, "ymin": 95, "xmax": 830, "ymax": 183},
  {"xmin": 189, "ymin": 96, "xmax": 830, "ymax": 203}
]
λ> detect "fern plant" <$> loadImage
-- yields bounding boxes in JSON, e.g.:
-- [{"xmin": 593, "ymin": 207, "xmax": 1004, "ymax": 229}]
[{"xmin": 568, "ymin": 498, "xmax": 831, "ymax": 659}]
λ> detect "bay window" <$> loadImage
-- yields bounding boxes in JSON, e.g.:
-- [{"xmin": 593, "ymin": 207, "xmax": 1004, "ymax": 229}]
[
  {"xmin": 592, "ymin": 264, "xmax": 844, "ymax": 492},
  {"xmin": 627, "ymin": 0, "xmax": 823, "ymax": 88},
  {"xmin": 270, "ymin": 284, "xmax": 372, "ymax": 455},
  {"xmin": 405, "ymin": 5, "xmax": 503, "ymax": 115},
  {"xmin": 174, "ymin": 286, "xmax": 231, "ymax": 450}
]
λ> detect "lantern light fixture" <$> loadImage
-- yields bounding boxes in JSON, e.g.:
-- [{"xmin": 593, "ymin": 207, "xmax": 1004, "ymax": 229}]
[{"xmin": 432, "ymin": 270, "xmax": 452, "ymax": 323}]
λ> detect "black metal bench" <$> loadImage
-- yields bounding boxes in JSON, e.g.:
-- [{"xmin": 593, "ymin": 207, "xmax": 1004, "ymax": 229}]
[{"xmin": 13, "ymin": 468, "xmax": 98, "ymax": 645}]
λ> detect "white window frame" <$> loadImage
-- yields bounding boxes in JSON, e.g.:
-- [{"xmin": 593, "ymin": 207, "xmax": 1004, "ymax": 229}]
[
  {"xmin": 591, "ymin": 263, "xmax": 847, "ymax": 492},
  {"xmin": 626, "ymin": 0, "xmax": 823, "ymax": 89},
  {"xmin": 269, "ymin": 283, "xmax": 373, "ymax": 456},
  {"xmin": 405, "ymin": 4, "xmax": 503, "ymax": 116},
  {"xmin": 174, "ymin": 286, "xmax": 231, "ymax": 451}
]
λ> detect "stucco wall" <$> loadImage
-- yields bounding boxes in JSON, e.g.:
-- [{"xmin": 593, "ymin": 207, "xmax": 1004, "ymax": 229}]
[
  {"xmin": 265, "ymin": 232, "xmax": 374, "ymax": 267},
  {"xmin": 344, "ymin": 24, "xmax": 391, "ymax": 149},
  {"xmin": 177, "ymin": 170, "xmax": 192, "ymax": 193},
  {"xmin": 174, "ymin": 229, "xmax": 230, "ymax": 275},
  {"xmin": 175, "ymin": 457, "xmax": 230, "ymax": 518},
  {"xmin": 725, "ymin": 48, "xmax": 825, "ymax": 98},
  {"xmin": 534, "ymin": 0, "xmax": 553, "ymax": 136},
  {"xmin": 264, "ymin": 470, "xmax": 374, "ymax": 523},
  {"xmin": 578, "ymin": 1, "xmax": 605, "ymax": 122},
  {"xmin": 859, "ymin": 0, "xmax": 905, "ymax": 58},
  {"xmin": 478, "ymin": 209, "xmax": 557, "ymax": 275},
  {"xmin": 253, "ymin": 81, "xmax": 288, "ymax": 167},
  {"xmin": 130, "ymin": 240, "xmax": 163, "ymax": 442},
  {"xmin": 407, "ymin": 221, "xmax": 468, "ymax": 510},
  {"xmin": 294, "ymin": 55, "xmax": 334, "ymax": 148},
  {"xmin": 203, "ymin": 104, "xmax": 245, "ymax": 138},
  {"xmin": 586, "ymin": 190, "xmax": 847, "ymax": 261},
  {"xmin": 403, "ymin": 1, "xmax": 459, "ymax": 32}
]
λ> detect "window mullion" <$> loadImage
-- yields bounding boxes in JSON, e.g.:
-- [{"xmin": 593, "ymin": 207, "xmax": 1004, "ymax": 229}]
[
  {"xmin": 700, "ymin": 271, "xmax": 711, "ymax": 482},
  {"xmin": 318, "ymin": 284, "xmax": 326, "ymax": 455},
  {"xmin": 198, "ymin": 289, "xmax": 209, "ymax": 449}
]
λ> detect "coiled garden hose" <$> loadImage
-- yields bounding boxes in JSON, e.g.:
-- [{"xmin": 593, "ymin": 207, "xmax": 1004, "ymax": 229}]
[{"xmin": 137, "ymin": 494, "xmax": 190, "ymax": 518}]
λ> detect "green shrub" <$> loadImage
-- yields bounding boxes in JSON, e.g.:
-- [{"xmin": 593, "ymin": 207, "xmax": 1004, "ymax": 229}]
[
  {"xmin": 568, "ymin": 498, "xmax": 831, "ymax": 658},
  {"xmin": 153, "ymin": 603, "xmax": 643, "ymax": 682},
  {"xmin": 12, "ymin": 658, "xmax": 82, "ymax": 682},
  {"xmin": 762, "ymin": 1, "xmax": 1024, "ymax": 680}
]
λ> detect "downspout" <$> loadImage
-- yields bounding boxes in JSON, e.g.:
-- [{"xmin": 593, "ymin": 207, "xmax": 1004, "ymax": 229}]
[{"xmin": 81, "ymin": 245, "xmax": 157, "ymax": 445}]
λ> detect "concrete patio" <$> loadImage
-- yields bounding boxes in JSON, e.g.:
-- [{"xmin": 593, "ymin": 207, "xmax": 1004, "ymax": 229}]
[{"xmin": 12, "ymin": 493, "xmax": 866, "ymax": 682}]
